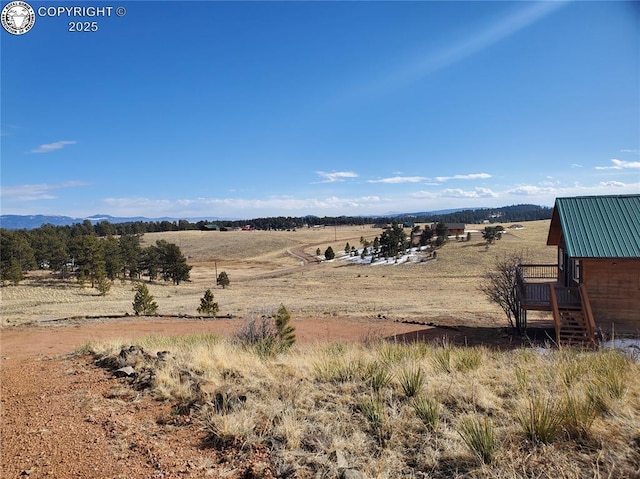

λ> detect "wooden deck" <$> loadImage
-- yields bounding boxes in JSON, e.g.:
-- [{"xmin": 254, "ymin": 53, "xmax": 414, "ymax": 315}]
[
  {"xmin": 516, "ymin": 264, "xmax": 595, "ymax": 344},
  {"xmin": 516, "ymin": 264, "xmax": 557, "ymax": 310}
]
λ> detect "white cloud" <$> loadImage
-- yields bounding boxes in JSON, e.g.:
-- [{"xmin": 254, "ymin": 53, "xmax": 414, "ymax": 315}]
[
  {"xmin": 570, "ymin": 163, "xmax": 583, "ymax": 168},
  {"xmin": 314, "ymin": 171, "xmax": 359, "ymax": 183},
  {"xmin": 505, "ymin": 181, "xmax": 639, "ymax": 200},
  {"xmin": 507, "ymin": 185, "xmax": 556, "ymax": 196},
  {"xmin": 368, "ymin": 176, "xmax": 428, "ymax": 184},
  {"xmin": 30, "ymin": 140, "xmax": 77, "ymax": 154},
  {"xmin": 434, "ymin": 173, "xmax": 492, "ymax": 182},
  {"xmin": 440, "ymin": 187, "xmax": 497, "ymax": 199},
  {"xmin": 620, "ymin": 149, "xmax": 638, "ymax": 154},
  {"xmin": 594, "ymin": 159, "xmax": 640, "ymax": 170},
  {"xmin": 101, "ymin": 194, "xmax": 384, "ymax": 218},
  {"xmin": 0, "ymin": 181, "xmax": 89, "ymax": 201},
  {"xmin": 599, "ymin": 181, "xmax": 625, "ymax": 188}
]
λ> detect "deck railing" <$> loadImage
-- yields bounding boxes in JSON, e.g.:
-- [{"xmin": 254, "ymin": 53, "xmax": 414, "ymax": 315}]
[
  {"xmin": 515, "ymin": 264, "xmax": 558, "ymax": 309},
  {"xmin": 517, "ymin": 264, "xmax": 558, "ymax": 281}
]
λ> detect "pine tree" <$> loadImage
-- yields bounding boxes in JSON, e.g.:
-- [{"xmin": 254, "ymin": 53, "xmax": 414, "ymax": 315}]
[
  {"xmin": 132, "ymin": 283, "xmax": 158, "ymax": 315},
  {"xmin": 274, "ymin": 304, "xmax": 296, "ymax": 349},
  {"xmin": 324, "ymin": 246, "xmax": 335, "ymax": 260},
  {"xmin": 2, "ymin": 258, "xmax": 23, "ymax": 285},
  {"xmin": 155, "ymin": 240, "xmax": 191, "ymax": 285},
  {"xmin": 217, "ymin": 271, "xmax": 230, "ymax": 289},
  {"xmin": 198, "ymin": 289, "xmax": 219, "ymax": 316},
  {"xmin": 96, "ymin": 273, "xmax": 112, "ymax": 296}
]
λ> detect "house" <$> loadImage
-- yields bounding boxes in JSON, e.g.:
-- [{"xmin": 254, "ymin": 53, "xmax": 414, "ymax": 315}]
[
  {"xmin": 201, "ymin": 224, "xmax": 219, "ymax": 231},
  {"xmin": 516, "ymin": 194, "xmax": 640, "ymax": 343},
  {"xmin": 431, "ymin": 223, "xmax": 466, "ymax": 236}
]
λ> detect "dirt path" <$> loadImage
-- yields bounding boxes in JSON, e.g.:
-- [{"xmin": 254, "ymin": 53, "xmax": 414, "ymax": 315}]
[{"xmin": 1, "ymin": 317, "xmax": 433, "ymax": 478}]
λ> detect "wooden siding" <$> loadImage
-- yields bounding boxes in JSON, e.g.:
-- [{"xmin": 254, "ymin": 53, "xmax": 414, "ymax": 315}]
[{"xmin": 583, "ymin": 259, "xmax": 640, "ymax": 334}]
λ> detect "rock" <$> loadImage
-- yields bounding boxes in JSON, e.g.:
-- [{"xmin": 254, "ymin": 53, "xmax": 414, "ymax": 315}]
[
  {"xmin": 114, "ymin": 366, "xmax": 136, "ymax": 377},
  {"xmin": 157, "ymin": 351, "xmax": 170, "ymax": 361},
  {"xmin": 334, "ymin": 449, "xmax": 348, "ymax": 469},
  {"xmin": 341, "ymin": 469, "xmax": 367, "ymax": 479}
]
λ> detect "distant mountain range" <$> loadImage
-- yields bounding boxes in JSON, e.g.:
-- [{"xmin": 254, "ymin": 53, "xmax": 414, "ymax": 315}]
[
  {"xmin": 0, "ymin": 205, "xmax": 552, "ymax": 230},
  {"xmin": 0, "ymin": 214, "xmax": 230, "ymax": 230}
]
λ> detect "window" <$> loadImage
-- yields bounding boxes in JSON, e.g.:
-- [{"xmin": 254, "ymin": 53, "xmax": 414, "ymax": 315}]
[
  {"xmin": 572, "ymin": 259, "xmax": 580, "ymax": 283},
  {"xmin": 558, "ymin": 248, "xmax": 564, "ymax": 270}
]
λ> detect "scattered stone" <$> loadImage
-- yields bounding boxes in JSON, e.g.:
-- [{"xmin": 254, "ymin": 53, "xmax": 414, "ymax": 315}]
[
  {"xmin": 156, "ymin": 351, "xmax": 170, "ymax": 361},
  {"xmin": 114, "ymin": 366, "xmax": 136, "ymax": 378},
  {"xmin": 341, "ymin": 469, "xmax": 367, "ymax": 479},
  {"xmin": 334, "ymin": 449, "xmax": 348, "ymax": 469}
]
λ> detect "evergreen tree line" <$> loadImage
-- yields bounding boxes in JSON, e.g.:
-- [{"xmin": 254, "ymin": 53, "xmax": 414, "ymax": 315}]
[
  {"xmin": 2, "ymin": 204, "xmax": 551, "ymax": 235},
  {"xmin": 0, "ymin": 225, "xmax": 191, "ymax": 288},
  {"xmin": 205, "ymin": 204, "xmax": 551, "ymax": 231}
]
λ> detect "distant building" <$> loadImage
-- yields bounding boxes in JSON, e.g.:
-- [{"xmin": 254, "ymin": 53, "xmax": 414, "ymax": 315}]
[{"xmin": 431, "ymin": 222, "xmax": 465, "ymax": 236}]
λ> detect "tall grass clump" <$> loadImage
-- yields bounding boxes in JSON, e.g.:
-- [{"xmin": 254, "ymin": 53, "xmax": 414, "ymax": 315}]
[
  {"xmin": 412, "ymin": 395, "xmax": 440, "ymax": 432},
  {"xmin": 398, "ymin": 364, "xmax": 425, "ymax": 398},
  {"xmin": 431, "ymin": 346, "xmax": 452, "ymax": 374},
  {"xmin": 313, "ymin": 356, "xmax": 361, "ymax": 384},
  {"xmin": 561, "ymin": 392, "xmax": 598, "ymax": 439},
  {"xmin": 138, "ymin": 333, "xmax": 220, "ymax": 351},
  {"xmin": 457, "ymin": 415, "xmax": 497, "ymax": 464},
  {"xmin": 589, "ymin": 349, "xmax": 631, "ymax": 400},
  {"xmin": 201, "ymin": 408, "xmax": 257, "ymax": 447},
  {"xmin": 364, "ymin": 361, "xmax": 394, "ymax": 393},
  {"xmin": 454, "ymin": 347, "xmax": 484, "ymax": 373},
  {"xmin": 379, "ymin": 342, "xmax": 410, "ymax": 365},
  {"xmin": 359, "ymin": 394, "xmax": 390, "ymax": 445},
  {"xmin": 516, "ymin": 395, "xmax": 563, "ymax": 444},
  {"xmin": 556, "ymin": 350, "xmax": 587, "ymax": 388}
]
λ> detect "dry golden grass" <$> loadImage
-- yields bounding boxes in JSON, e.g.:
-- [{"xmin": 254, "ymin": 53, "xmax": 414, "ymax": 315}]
[
  {"xmin": 1, "ymin": 220, "xmax": 556, "ymax": 326},
  {"xmin": 86, "ymin": 334, "xmax": 640, "ymax": 478}
]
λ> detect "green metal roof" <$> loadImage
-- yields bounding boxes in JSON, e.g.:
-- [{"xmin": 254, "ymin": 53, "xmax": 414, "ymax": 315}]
[{"xmin": 550, "ymin": 195, "xmax": 640, "ymax": 258}]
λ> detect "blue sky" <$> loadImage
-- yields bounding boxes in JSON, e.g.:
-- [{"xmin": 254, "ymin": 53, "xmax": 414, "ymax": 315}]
[{"xmin": 1, "ymin": 1, "xmax": 638, "ymax": 220}]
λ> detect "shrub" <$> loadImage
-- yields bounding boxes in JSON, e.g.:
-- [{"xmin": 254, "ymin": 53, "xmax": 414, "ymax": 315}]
[
  {"xmin": 235, "ymin": 316, "xmax": 277, "ymax": 351},
  {"xmin": 235, "ymin": 305, "xmax": 295, "ymax": 356},
  {"xmin": 324, "ymin": 246, "xmax": 335, "ymax": 260}
]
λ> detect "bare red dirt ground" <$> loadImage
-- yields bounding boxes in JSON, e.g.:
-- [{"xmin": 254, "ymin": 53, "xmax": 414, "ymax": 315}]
[{"xmin": 5, "ymin": 316, "xmax": 519, "ymax": 479}]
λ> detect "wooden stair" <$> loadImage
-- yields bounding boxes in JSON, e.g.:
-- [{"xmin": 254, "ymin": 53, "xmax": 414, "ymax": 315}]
[{"xmin": 549, "ymin": 285, "xmax": 597, "ymax": 346}]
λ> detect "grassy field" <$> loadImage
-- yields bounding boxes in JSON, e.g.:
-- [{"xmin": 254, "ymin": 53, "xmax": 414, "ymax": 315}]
[
  {"xmin": 85, "ymin": 332, "xmax": 640, "ymax": 478},
  {"xmin": 1, "ymin": 220, "xmax": 556, "ymax": 326}
]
